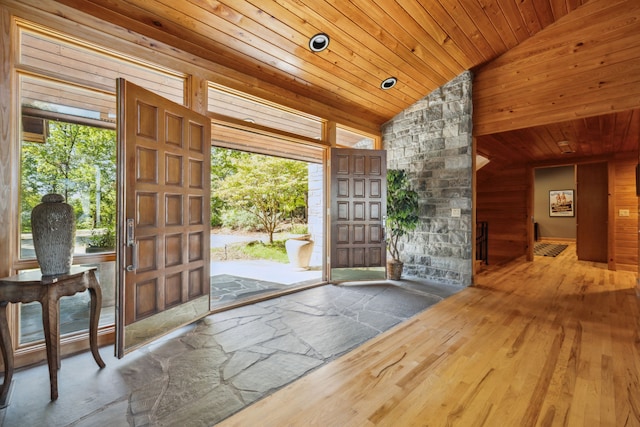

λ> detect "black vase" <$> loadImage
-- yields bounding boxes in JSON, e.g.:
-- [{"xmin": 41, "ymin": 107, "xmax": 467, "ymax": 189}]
[{"xmin": 31, "ymin": 194, "xmax": 76, "ymax": 276}]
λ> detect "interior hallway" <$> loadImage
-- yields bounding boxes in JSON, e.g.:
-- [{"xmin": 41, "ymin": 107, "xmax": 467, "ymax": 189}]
[{"xmin": 220, "ymin": 242, "xmax": 640, "ymax": 426}]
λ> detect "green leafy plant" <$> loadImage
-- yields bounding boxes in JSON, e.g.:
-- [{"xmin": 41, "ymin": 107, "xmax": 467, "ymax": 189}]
[
  {"xmin": 386, "ymin": 169, "xmax": 419, "ymax": 261},
  {"xmin": 289, "ymin": 223, "xmax": 309, "ymax": 235},
  {"xmin": 88, "ymin": 228, "xmax": 116, "ymax": 249},
  {"xmin": 213, "ymin": 153, "xmax": 308, "ymax": 243}
]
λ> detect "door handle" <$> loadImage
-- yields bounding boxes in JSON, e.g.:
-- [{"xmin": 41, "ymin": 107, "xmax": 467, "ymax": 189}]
[
  {"xmin": 126, "ymin": 243, "xmax": 138, "ymax": 272},
  {"xmin": 125, "ymin": 218, "xmax": 137, "ymax": 272}
]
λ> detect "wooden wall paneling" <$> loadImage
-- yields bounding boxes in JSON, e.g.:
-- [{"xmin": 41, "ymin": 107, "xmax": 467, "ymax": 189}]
[
  {"xmin": 418, "ymin": 1, "xmax": 486, "ymax": 66},
  {"xmin": 473, "ymin": 0, "xmax": 640, "ymax": 136},
  {"xmin": 55, "ymin": 0, "xmax": 399, "ymax": 125},
  {"xmin": 9, "ymin": 0, "xmax": 381, "ymax": 135},
  {"xmin": 476, "ymin": 0, "xmax": 638, "ymax": 86},
  {"xmin": 613, "ymin": 154, "xmax": 638, "ymax": 271},
  {"xmin": 477, "ymin": 109, "xmax": 640, "ymax": 168},
  {"xmin": 476, "ymin": 164, "xmax": 529, "ymax": 265},
  {"xmin": 0, "ymin": 5, "xmax": 15, "ymax": 372},
  {"xmin": 0, "ymin": 5, "xmax": 13, "ymax": 279},
  {"xmin": 495, "ymin": 0, "xmax": 532, "ymax": 44},
  {"xmin": 435, "ymin": 0, "xmax": 497, "ymax": 62},
  {"xmin": 549, "ymin": 0, "xmax": 570, "ymax": 20},
  {"xmin": 268, "ymin": 0, "xmax": 450, "ymax": 92},
  {"xmin": 389, "ymin": 1, "xmax": 471, "ymax": 70},
  {"xmin": 472, "ymin": 137, "xmax": 477, "ymax": 278},
  {"xmin": 621, "ymin": 110, "xmax": 640, "ymax": 152},
  {"xmin": 361, "ymin": 0, "xmax": 461, "ymax": 80},
  {"xmin": 576, "ymin": 162, "xmax": 609, "ymax": 263},
  {"xmin": 533, "ymin": 0, "xmax": 559, "ymax": 28},
  {"xmin": 526, "ymin": 164, "xmax": 534, "ymax": 261},
  {"xmin": 476, "ymin": 153, "xmax": 638, "ymax": 271},
  {"xmin": 189, "ymin": 73, "xmax": 208, "ymax": 115},
  {"xmin": 515, "ymin": 0, "xmax": 543, "ymax": 35},
  {"xmin": 20, "ymin": 30, "xmax": 184, "ymax": 96},
  {"xmin": 458, "ymin": 0, "xmax": 509, "ymax": 54},
  {"xmin": 609, "ymin": 158, "xmax": 616, "ymax": 270},
  {"xmin": 146, "ymin": 0, "xmax": 415, "ymax": 114},
  {"xmin": 29, "ymin": 0, "xmax": 595, "ymax": 134}
]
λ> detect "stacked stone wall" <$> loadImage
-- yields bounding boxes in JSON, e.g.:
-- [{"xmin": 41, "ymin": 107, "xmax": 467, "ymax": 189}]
[{"xmin": 381, "ymin": 71, "xmax": 473, "ymax": 286}]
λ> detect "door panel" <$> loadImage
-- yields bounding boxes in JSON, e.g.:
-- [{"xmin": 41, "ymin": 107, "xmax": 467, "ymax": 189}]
[
  {"xmin": 577, "ymin": 162, "xmax": 608, "ymax": 262},
  {"xmin": 330, "ymin": 148, "xmax": 386, "ymax": 280},
  {"xmin": 116, "ymin": 79, "xmax": 210, "ymax": 357}
]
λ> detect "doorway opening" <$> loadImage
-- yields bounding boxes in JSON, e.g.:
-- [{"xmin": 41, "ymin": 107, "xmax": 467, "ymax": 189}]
[
  {"xmin": 209, "ymin": 147, "xmax": 324, "ymax": 308},
  {"xmin": 532, "ymin": 165, "xmax": 577, "ymax": 261}
]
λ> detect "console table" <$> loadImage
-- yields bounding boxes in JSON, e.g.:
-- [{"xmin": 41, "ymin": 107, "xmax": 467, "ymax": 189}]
[{"xmin": 0, "ymin": 266, "xmax": 105, "ymax": 405}]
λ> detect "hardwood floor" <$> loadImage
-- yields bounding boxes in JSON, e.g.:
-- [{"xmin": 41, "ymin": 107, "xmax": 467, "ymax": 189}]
[{"xmin": 219, "ymin": 243, "xmax": 640, "ymax": 426}]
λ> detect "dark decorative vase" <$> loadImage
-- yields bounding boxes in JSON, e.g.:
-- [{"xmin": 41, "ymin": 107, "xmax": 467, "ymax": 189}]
[{"xmin": 31, "ymin": 194, "xmax": 76, "ymax": 276}]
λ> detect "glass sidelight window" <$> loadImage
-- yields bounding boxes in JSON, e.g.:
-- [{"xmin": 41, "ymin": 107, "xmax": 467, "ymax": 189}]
[
  {"xmin": 18, "ymin": 75, "xmax": 118, "ymax": 344},
  {"xmin": 14, "ymin": 22, "xmax": 188, "ymax": 348},
  {"xmin": 19, "ymin": 76, "xmax": 117, "ymax": 260}
]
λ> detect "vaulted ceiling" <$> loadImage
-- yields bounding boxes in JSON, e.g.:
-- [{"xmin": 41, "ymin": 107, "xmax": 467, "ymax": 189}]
[{"xmin": 52, "ymin": 0, "xmax": 638, "ymax": 165}]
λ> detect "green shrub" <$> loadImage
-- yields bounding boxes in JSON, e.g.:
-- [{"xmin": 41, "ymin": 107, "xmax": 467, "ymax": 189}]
[
  {"xmin": 88, "ymin": 228, "xmax": 115, "ymax": 248},
  {"xmin": 221, "ymin": 209, "xmax": 261, "ymax": 231},
  {"xmin": 289, "ymin": 223, "xmax": 309, "ymax": 235}
]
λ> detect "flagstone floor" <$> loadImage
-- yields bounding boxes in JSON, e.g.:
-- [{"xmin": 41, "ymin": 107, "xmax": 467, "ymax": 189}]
[{"xmin": 0, "ymin": 279, "xmax": 460, "ymax": 427}]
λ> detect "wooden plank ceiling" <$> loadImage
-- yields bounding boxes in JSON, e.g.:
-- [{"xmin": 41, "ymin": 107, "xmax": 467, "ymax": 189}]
[{"xmin": 50, "ymin": 0, "xmax": 637, "ymax": 164}]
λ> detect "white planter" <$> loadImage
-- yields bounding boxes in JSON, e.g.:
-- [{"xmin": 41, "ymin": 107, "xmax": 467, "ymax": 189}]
[{"xmin": 285, "ymin": 236, "xmax": 314, "ymax": 270}]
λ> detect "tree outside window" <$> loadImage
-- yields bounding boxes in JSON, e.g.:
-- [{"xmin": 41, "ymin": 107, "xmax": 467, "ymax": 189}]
[
  {"xmin": 20, "ymin": 120, "xmax": 116, "ymax": 257},
  {"xmin": 212, "ymin": 149, "xmax": 308, "ymax": 244}
]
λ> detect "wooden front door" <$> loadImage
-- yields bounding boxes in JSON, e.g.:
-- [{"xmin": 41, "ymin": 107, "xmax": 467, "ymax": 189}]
[
  {"xmin": 576, "ymin": 162, "xmax": 608, "ymax": 263},
  {"xmin": 116, "ymin": 79, "xmax": 211, "ymax": 357},
  {"xmin": 330, "ymin": 148, "xmax": 386, "ymax": 279}
]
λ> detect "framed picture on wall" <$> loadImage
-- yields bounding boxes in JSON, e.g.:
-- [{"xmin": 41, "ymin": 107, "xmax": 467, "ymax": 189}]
[{"xmin": 549, "ymin": 189, "xmax": 574, "ymax": 217}]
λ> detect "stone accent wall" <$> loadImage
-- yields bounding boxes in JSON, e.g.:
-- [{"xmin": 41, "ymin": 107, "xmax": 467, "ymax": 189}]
[{"xmin": 381, "ymin": 71, "xmax": 473, "ymax": 286}]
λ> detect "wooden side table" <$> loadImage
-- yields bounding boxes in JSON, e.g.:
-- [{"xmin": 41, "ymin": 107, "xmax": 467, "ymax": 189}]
[{"xmin": 0, "ymin": 266, "xmax": 106, "ymax": 404}]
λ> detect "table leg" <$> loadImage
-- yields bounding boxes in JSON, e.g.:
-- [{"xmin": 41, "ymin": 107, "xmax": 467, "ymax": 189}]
[
  {"xmin": 41, "ymin": 295, "xmax": 59, "ymax": 401},
  {"xmin": 0, "ymin": 302, "xmax": 14, "ymax": 407},
  {"xmin": 87, "ymin": 272, "xmax": 105, "ymax": 369}
]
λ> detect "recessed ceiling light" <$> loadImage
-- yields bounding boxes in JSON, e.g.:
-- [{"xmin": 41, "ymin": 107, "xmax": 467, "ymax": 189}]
[
  {"xmin": 381, "ymin": 77, "xmax": 397, "ymax": 90},
  {"xmin": 309, "ymin": 33, "xmax": 330, "ymax": 52}
]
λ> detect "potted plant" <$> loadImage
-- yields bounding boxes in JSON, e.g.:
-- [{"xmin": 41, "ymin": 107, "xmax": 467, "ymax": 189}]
[{"xmin": 386, "ymin": 169, "xmax": 419, "ymax": 280}]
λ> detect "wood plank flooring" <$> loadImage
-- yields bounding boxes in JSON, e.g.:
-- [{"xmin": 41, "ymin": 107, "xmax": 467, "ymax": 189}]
[{"xmin": 219, "ymin": 243, "xmax": 640, "ymax": 426}]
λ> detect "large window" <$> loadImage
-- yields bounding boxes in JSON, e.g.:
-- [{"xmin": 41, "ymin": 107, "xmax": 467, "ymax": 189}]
[
  {"xmin": 336, "ymin": 125, "xmax": 375, "ymax": 149},
  {"xmin": 208, "ymin": 83, "xmax": 324, "ymax": 140},
  {"xmin": 18, "ymin": 75, "xmax": 118, "ymax": 344},
  {"xmin": 14, "ymin": 22, "xmax": 188, "ymax": 347},
  {"xmin": 18, "ymin": 22, "xmax": 186, "ymax": 105},
  {"xmin": 19, "ymin": 76, "xmax": 117, "ymax": 259}
]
